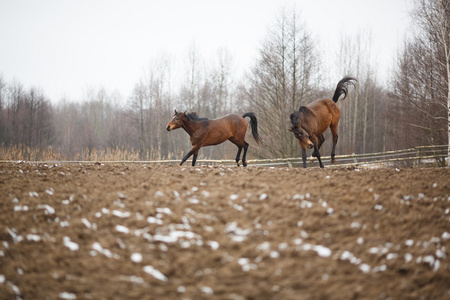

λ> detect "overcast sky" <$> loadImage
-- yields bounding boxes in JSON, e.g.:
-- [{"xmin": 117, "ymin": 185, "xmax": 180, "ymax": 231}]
[{"xmin": 0, "ymin": 0, "xmax": 411, "ymax": 103}]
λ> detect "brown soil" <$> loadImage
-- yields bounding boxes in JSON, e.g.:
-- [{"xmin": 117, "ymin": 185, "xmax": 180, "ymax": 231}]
[{"xmin": 0, "ymin": 162, "xmax": 449, "ymax": 300}]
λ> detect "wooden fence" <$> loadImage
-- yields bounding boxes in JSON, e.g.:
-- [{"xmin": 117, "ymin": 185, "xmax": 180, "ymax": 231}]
[
  {"xmin": 2, "ymin": 145, "xmax": 447, "ymax": 168},
  {"xmin": 149, "ymin": 145, "xmax": 448, "ymax": 168},
  {"xmin": 79, "ymin": 145, "xmax": 448, "ymax": 168}
]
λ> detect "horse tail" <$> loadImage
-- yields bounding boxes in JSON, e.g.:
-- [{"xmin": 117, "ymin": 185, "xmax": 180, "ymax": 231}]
[
  {"xmin": 332, "ymin": 76, "xmax": 358, "ymax": 103},
  {"xmin": 242, "ymin": 112, "xmax": 262, "ymax": 144}
]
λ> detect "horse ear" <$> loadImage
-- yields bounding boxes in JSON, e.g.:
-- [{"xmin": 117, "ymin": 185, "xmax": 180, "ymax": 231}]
[
  {"xmin": 174, "ymin": 109, "xmax": 178, "ymax": 115},
  {"xmin": 181, "ymin": 111, "xmax": 186, "ymax": 116}
]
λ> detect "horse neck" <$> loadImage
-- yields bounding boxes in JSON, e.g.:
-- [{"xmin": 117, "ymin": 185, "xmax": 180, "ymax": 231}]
[
  {"xmin": 298, "ymin": 112, "xmax": 315, "ymax": 130},
  {"xmin": 182, "ymin": 119, "xmax": 202, "ymax": 136}
]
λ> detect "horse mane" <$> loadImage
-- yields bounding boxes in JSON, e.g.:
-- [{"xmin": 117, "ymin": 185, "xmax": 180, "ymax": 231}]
[
  {"xmin": 185, "ymin": 112, "xmax": 209, "ymax": 121},
  {"xmin": 290, "ymin": 106, "xmax": 313, "ymax": 127},
  {"xmin": 298, "ymin": 106, "xmax": 313, "ymax": 116}
]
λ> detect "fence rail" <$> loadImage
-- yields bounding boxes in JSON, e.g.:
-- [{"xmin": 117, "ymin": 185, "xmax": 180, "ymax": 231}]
[
  {"xmin": 192, "ymin": 145, "xmax": 448, "ymax": 168},
  {"xmin": 6, "ymin": 145, "xmax": 446, "ymax": 168}
]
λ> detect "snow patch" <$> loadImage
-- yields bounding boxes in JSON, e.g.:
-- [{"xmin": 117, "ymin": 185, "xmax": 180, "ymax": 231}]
[
  {"xmin": 59, "ymin": 292, "xmax": 76, "ymax": 299},
  {"xmin": 37, "ymin": 204, "xmax": 55, "ymax": 215},
  {"xmin": 143, "ymin": 266, "xmax": 168, "ymax": 282},
  {"xmin": 115, "ymin": 225, "xmax": 130, "ymax": 234},
  {"xmin": 207, "ymin": 241, "xmax": 219, "ymax": 250},
  {"xmin": 131, "ymin": 253, "xmax": 143, "ymax": 263},
  {"xmin": 301, "ymin": 244, "xmax": 331, "ymax": 257},
  {"xmin": 147, "ymin": 216, "xmax": 163, "ymax": 225},
  {"xmin": 225, "ymin": 222, "xmax": 251, "ymax": 242},
  {"xmin": 27, "ymin": 234, "xmax": 42, "ymax": 242},
  {"xmin": 112, "ymin": 210, "xmax": 130, "ymax": 218},
  {"xmin": 201, "ymin": 286, "xmax": 214, "ymax": 295},
  {"xmin": 92, "ymin": 242, "xmax": 119, "ymax": 259},
  {"xmin": 63, "ymin": 237, "xmax": 79, "ymax": 251},
  {"xmin": 259, "ymin": 193, "xmax": 268, "ymax": 201},
  {"xmin": 14, "ymin": 205, "xmax": 29, "ymax": 212}
]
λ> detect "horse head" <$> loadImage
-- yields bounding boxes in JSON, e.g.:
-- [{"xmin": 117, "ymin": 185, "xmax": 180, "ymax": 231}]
[
  {"xmin": 166, "ymin": 110, "xmax": 186, "ymax": 131},
  {"xmin": 289, "ymin": 111, "xmax": 313, "ymax": 149}
]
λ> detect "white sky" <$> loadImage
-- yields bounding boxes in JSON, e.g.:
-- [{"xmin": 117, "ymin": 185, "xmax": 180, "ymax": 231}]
[{"xmin": 0, "ymin": 0, "xmax": 411, "ymax": 103}]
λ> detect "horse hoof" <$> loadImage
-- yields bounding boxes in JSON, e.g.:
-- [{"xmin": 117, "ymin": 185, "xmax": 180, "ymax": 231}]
[{"xmin": 237, "ymin": 162, "xmax": 240, "ymax": 167}]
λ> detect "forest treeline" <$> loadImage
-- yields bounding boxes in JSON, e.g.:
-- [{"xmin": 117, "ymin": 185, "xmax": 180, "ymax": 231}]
[{"xmin": 0, "ymin": 0, "xmax": 448, "ymax": 161}]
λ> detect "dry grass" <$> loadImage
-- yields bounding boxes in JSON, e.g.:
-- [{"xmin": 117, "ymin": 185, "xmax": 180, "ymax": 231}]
[
  {"xmin": 0, "ymin": 146, "xmax": 66, "ymax": 161},
  {"xmin": 0, "ymin": 146, "xmax": 174, "ymax": 162}
]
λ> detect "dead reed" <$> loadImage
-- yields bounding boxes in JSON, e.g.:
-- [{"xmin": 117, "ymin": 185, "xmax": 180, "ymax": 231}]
[{"xmin": 0, "ymin": 145, "xmax": 178, "ymax": 162}]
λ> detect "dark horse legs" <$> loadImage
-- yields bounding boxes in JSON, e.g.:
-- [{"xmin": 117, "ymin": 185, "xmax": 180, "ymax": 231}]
[
  {"xmin": 309, "ymin": 135, "xmax": 325, "ymax": 168},
  {"xmin": 192, "ymin": 152, "xmax": 198, "ymax": 166},
  {"xmin": 301, "ymin": 148, "xmax": 308, "ymax": 168},
  {"xmin": 314, "ymin": 144, "xmax": 324, "ymax": 168},
  {"xmin": 241, "ymin": 142, "xmax": 249, "ymax": 167},
  {"xmin": 235, "ymin": 146, "xmax": 242, "ymax": 165},
  {"xmin": 301, "ymin": 146, "xmax": 324, "ymax": 168},
  {"xmin": 330, "ymin": 123, "xmax": 339, "ymax": 163},
  {"xmin": 310, "ymin": 132, "xmax": 337, "ymax": 167},
  {"xmin": 181, "ymin": 139, "xmax": 249, "ymax": 167},
  {"xmin": 331, "ymin": 133, "xmax": 338, "ymax": 163},
  {"xmin": 180, "ymin": 147, "xmax": 200, "ymax": 166},
  {"xmin": 312, "ymin": 134, "xmax": 325, "ymax": 158},
  {"xmin": 230, "ymin": 137, "xmax": 249, "ymax": 167}
]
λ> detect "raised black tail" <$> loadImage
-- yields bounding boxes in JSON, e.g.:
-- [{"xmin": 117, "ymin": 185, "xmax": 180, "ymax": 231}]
[
  {"xmin": 332, "ymin": 76, "xmax": 358, "ymax": 103},
  {"xmin": 242, "ymin": 112, "xmax": 262, "ymax": 144}
]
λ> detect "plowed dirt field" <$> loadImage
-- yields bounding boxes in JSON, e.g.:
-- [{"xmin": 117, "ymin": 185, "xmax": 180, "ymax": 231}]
[{"xmin": 0, "ymin": 162, "xmax": 449, "ymax": 299}]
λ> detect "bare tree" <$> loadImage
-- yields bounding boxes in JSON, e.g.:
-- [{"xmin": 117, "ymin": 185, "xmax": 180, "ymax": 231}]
[
  {"xmin": 0, "ymin": 75, "xmax": 7, "ymax": 144},
  {"xmin": 53, "ymin": 99, "xmax": 78, "ymax": 158},
  {"xmin": 392, "ymin": 0, "xmax": 449, "ymax": 162},
  {"xmin": 146, "ymin": 53, "xmax": 173, "ymax": 158},
  {"xmin": 179, "ymin": 42, "xmax": 204, "ymax": 113},
  {"xmin": 210, "ymin": 47, "xmax": 234, "ymax": 117},
  {"xmin": 239, "ymin": 8, "xmax": 320, "ymax": 158},
  {"xmin": 129, "ymin": 81, "xmax": 148, "ymax": 158}
]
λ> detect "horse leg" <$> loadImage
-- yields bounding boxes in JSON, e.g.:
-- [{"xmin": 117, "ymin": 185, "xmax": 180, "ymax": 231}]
[
  {"xmin": 330, "ymin": 125, "xmax": 338, "ymax": 163},
  {"xmin": 312, "ymin": 134, "xmax": 325, "ymax": 158},
  {"xmin": 301, "ymin": 147, "xmax": 307, "ymax": 168},
  {"xmin": 180, "ymin": 146, "xmax": 200, "ymax": 166},
  {"xmin": 241, "ymin": 142, "xmax": 249, "ymax": 167},
  {"xmin": 314, "ymin": 145, "xmax": 324, "ymax": 168},
  {"xmin": 229, "ymin": 137, "xmax": 245, "ymax": 167},
  {"xmin": 235, "ymin": 147, "xmax": 243, "ymax": 166},
  {"xmin": 331, "ymin": 135, "xmax": 338, "ymax": 163},
  {"xmin": 192, "ymin": 149, "xmax": 200, "ymax": 166},
  {"xmin": 310, "ymin": 135, "xmax": 324, "ymax": 168}
]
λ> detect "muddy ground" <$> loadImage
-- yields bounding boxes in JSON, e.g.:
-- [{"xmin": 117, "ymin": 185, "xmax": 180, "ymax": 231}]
[{"xmin": 0, "ymin": 162, "xmax": 449, "ymax": 300}]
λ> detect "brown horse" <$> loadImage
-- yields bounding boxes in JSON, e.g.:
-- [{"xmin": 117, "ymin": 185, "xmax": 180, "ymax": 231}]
[
  {"xmin": 166, "ymin": 110, "xmax": 261, "ymax": 167},
  {"xmin": 289, "ymin": 77, "xmax": 357, "ymax": 168}
]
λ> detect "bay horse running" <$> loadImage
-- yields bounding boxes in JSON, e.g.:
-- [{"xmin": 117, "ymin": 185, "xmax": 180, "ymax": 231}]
[
  {"xmin": 166, "ymin": 110, "xmax": 261, "ymax": 167},
  {"xmin": 289, "ymin": 76, "xmax": 357, "ymax": 168}
]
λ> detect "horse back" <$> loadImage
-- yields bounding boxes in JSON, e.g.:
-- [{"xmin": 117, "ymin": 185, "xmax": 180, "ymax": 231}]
[
  {"xmin": 308, "ymin": 99, "xmax": 340, "ymax": 117},
  {"xmin": 306, "ymin": 99, "xmax": 341, "ymax": 132},
  {"xmin": 199, "ymin": 114, "xmax": 246, "ymax": 146}
]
